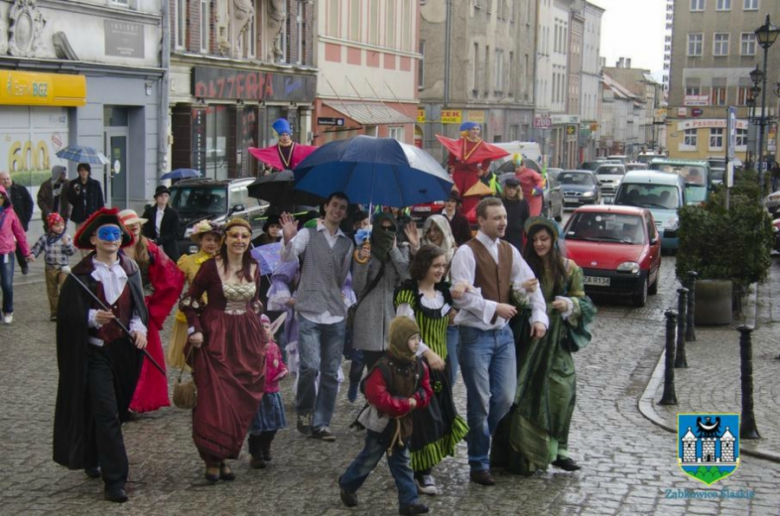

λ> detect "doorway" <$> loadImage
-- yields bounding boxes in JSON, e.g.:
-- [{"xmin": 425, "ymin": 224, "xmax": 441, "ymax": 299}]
[{"xmin": 105, "ymin": 128, "xmax": 129, "ymax": 209}]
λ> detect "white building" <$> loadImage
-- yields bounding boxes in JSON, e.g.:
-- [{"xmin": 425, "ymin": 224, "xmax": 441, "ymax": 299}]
[{"xmin": 580, "ymin": 1, "xmax": 604, "ymax": 161}]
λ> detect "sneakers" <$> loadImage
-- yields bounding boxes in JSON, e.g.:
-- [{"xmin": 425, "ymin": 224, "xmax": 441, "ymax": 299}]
[
  {"xmin": 311, "ymin": 426, "xmax": 336, "ymax": 441},
  {"xmin": 297, "ymin": 414, "xmax": 313, "ymax": 436},
  {"xmin": 2, "ymin": 312, "xmax": 12, "ymax": 325},
  {"xmin": 399, "ymin": 503, "xmax": 429, "ymax": 515},
  {"xmin": 415, "ymin": 474, "xmax": 439, "ymax": 496}
]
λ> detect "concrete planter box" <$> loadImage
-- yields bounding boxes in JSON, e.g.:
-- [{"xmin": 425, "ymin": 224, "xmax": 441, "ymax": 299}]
[{"xmin": 694, "ymin": 279, "xmax": 733, "ymax": 325}]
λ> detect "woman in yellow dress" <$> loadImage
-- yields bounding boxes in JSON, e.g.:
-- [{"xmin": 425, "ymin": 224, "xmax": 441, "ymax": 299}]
[{"xmin": 167, "ymin": 220, "xmax": 223, "ymax": 369}]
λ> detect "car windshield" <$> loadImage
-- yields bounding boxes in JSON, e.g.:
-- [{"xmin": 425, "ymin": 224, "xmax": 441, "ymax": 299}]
[
  {"xmin": 651, "ymin": 164, "xmax": 708, "ymax": 186},
  {"xmin": 596, "ymin": 166, "xmax": 625, "ymax": 176},
  {"xmin": 581, "ymin": 161, "xmax": 604, "ymax": 171},
  {"xmin": 614, "ymin": 184, "xmax": 680, "ymax": 210},
  {"xmin": 685, "ymin": 185, "xmax": 708, "ymax": 203},
  {"xmin": 566, "ymin": 212, "xmax": 645, "ymax": 244},
  {"xmin": 170, "ymin": 186, "xmax": 227, "ymax": 214},
  {"xmin": 559, "ymin": 172, "xmax": 595, "ymax": 186}
]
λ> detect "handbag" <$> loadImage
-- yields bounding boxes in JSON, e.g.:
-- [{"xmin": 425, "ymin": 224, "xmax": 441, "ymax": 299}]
[
  {"xmin": 172, "ymin": 347, "xmax": 197, "ymax": 409},
  {"xmin": 356, "ymin": 403, "xmax": 390, "ymax": 433}
]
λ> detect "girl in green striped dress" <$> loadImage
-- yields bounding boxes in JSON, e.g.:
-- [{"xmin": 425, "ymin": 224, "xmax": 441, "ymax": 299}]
[{"xmin": 394, "ymin": 244, "xmax": 469, "ymax": 496}]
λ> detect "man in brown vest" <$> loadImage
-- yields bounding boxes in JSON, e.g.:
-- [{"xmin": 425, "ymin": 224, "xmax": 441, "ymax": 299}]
[{"xmin": 450, "ymin": 197, "xmax": 548, "ymax": 486}]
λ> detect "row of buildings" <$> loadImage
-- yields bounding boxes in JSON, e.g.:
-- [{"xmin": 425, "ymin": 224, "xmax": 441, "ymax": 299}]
[{"xmin": 0, "ymin": 0, "xmax": 665, "ymax": 212}]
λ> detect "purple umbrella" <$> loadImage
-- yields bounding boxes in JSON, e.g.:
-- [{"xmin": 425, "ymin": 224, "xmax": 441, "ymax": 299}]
[{"xmin": 251, "ymin": 242, "xmax": 282, "ymax": 276}]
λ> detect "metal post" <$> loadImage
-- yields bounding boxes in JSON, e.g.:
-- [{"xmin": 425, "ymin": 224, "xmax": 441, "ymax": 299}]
[
  {"xmin": 686, "ymin": 271, "xmax": 697, "ymax": 342},
  {"xmin": 659, "ymin": 310, "xmax": 678, "ymax": 405},
  {"xmin": 738, "ymin": 325, "xmax": 761, "ymax": 439},
  {"xmin": 758, "ymin": 44, "xmax": 770, "ymax": 193},
  {"xmin": 674, "ymin": 288, "xmax": 689, "ymax": 368}
]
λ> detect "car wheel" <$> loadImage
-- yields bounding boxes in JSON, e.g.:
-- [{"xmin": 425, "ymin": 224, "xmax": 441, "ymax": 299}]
[
  {"xmin": 632, "ymin": 277, "xmax": 648, "ymax": 307},
  {"xmin": 648, "ymin": 273, "xmax": 658, "ymax": 295}
]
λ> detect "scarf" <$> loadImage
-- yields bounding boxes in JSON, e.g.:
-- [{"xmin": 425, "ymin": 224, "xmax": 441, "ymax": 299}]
[{"xmin": 370, "ymin": 212, "xmax": 397, "ymax": 264}]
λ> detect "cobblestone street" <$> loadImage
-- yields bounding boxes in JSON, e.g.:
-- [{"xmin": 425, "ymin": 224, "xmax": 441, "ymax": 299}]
[{"xmin": 1, "ymin": 257, "xmax": 778, "ymax": 516}]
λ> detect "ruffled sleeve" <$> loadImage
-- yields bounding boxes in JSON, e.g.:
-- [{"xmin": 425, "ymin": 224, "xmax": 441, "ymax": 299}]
[{"xmin": 563, "ymin": 260, "xmax": 597, "ymax": 352}]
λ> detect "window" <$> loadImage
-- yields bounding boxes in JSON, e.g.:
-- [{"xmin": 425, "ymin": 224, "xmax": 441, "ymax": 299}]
[
  {"xmin": 743, "ymin": 0, "xmax": 758, "ymax": 10},
  {"xmin": 386, "ymin": 0, "xmax": 396, "ymax": 48},
  {"xmin": 484, "ymin": 45, "xmax": 490, "ymax": 94},
  {"xmin": 278, "ymin": 1, "xmax": 288, "ymax": 62},
  {"xmin": 296, "ymin": 1, "xmax": 304, "ymax": 64},
  {"xmin": 472, "ymin": 42, "xmax": 479, "ymax": 94},
  {"xmin": 716, "ymin": 0, "xmax": 731, "ymax": 10},
  {"xmin": 711, "ymin": 87, "xmax": 726, "ymax": 105},
  {"xmin": 349, "ymin": 0, "xmax": 361, "ymax": 41},
  {"xmin": 737, "ymin": 86, "xmax": 752, "ymax": 105},
  {"xmin": 684, "ymin": 128, "xmax": 698, "ymax": 147},
  {"xmin": 736, "ymin": 128, "xmax": 748, "ymax": 147},
  {"xmin": 328, "ymin": 0, "xmax": 339, "ymax": 37},
  {"xmin": 508, "ymin": 51, "xmax": 514, "ymax": 96},
  {"xmin": 685, "ymin": 86, "xmax": 701, "ymax": 95},
  {"xmin": 740, "ymin": 33, "xmax": 756, "ymax": 55},
  {"xmin": 418, "ymin": 41, "xmax": 425, "ymax": 89},
  {"xmin": 242, "ymin": 7, "xmax": 256, "ymax": 58},
  {"xmin": 690, "ymin": 0, "xmax": 704, "ymax": 11},
  {"xmin": 200, "ymin": 0, "xmax": 210, "ymax": 53},
  {"xmin": 494, "ymin": 49, "xmax": 504, "ymax": 93},
  {"xmin": 709, "ymin": 128, "xmax": 724, "ymax": 150},
  {"xmin": 389, "ymin": 127, "xmax": 404, "ymax": 141},
  {"xmin": 111, "ymin": 0, "xmax": 129, "ymax": 5},
  {"xmin": 369, "ymin": 0, "xmax": 379, "ymax": 45},
  {"xmin": 402, "ymin": 0, "xmax": 412, "ymax": 52},
  {"xmin": 713, "ymin": 33, "xmax": 729, "ymax": 56},
  {"xmin": 175, "ymin": 0, "xmax": 186, "ymax": 49}
]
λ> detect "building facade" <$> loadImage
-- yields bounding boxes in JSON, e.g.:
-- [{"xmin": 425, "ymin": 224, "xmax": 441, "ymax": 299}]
[
  {"xmin": 601, "ymin": 72, "xmax": 643, "ymax": 156},
  {"xmin": 418, "ymin": 0, "xmax": 537, "ymax": 161},
  {"xmin": 580, "ymin": 1, "xmax": 604, "ymax": 162},
  {"xmin": 668, "ymin": 0, "xmax": 780, "ymax": 162},
  {"xmin": 0, "ymin": 0, "xmax": 165, "ymax": 211},
  {"xmin": 169, "ymin": 0, "xmax": 317, "ymax": 180}
]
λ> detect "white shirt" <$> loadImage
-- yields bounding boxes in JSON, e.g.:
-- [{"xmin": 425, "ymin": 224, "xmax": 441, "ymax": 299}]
[
  {"xmin": 87, "ymin": 257, "xmax": 147, "ymax": 339},
  {"xmin": 155, "ymin": 207, "xmax": 165, "ymax": 237},
  {"xmin": 281, "ymin": 220, "xmax": 354, "ymax": 324},
  {"xmin": 450, "ymin": 230, "xmax": 549, "ymax": 331}
]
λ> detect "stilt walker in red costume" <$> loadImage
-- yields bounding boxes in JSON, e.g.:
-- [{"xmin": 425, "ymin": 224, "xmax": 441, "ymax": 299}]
[
  {"xmin": 437, "ymin": 122, "xmax": 509, "ymax": 214},
  {"xmin": 248, "ymin": 118, "xmax": 317, "ymax": 172}
]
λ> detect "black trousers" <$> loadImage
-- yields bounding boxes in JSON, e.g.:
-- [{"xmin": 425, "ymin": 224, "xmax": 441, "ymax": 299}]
[{"xmin": 86, "ymin": 347, "xmax": 129, "ymax": 490}]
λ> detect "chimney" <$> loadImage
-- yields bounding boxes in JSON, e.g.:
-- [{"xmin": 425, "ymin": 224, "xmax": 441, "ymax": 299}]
[
  {"xmin": 618, "ymin": 57, "xmax": 625, "ymax": 68},
  {"xmin": 626, "ymin": 58, "xmax": 632, "ymax": 69}
]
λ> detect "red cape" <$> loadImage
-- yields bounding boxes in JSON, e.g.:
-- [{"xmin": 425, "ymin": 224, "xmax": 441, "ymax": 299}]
[
  {"xmin": 248, "ymin": 143, "xmax": 317, "ymax": 171},
  {"xmin": 436, "ymin": 135, "xmax": 509, "ymax": 165}
]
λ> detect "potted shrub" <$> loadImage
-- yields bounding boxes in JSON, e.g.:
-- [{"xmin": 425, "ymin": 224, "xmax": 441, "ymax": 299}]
[{"xmin": 676, "ymin": 172, "xmax": 773, "ymax": 325}]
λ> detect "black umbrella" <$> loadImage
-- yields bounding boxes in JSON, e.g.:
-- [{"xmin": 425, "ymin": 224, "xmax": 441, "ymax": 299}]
[{"xmin": 248, "ymin": 170, "xmax": 324, "ymax": 209}]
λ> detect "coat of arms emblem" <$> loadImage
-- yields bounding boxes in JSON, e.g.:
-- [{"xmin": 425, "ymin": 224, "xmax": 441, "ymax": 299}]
[{"xmin": 678, "ymin": 413, "xmax": 740, "ymax": 485}]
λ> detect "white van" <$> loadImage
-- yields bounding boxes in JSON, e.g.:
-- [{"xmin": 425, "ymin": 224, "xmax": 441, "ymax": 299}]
[{"xmin": 488, "ymin": 141, "xmax": 544, "ymax": 174}]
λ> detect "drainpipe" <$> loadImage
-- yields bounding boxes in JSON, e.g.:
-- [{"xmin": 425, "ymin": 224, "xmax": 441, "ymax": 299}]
[
  {"xmin": 158, "ymin": 0, "xmax": 171, "ymax": 178},
  {"xmin": 442, "ymin": 0, "xmax": 451, "ymax": 144}
]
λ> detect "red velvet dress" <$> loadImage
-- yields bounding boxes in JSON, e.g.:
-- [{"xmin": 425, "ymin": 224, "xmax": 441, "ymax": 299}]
[
  {"xmin": 182, "ymin": 259, "xmax": 266, "ymax": 464},
  {"xmin": 129, "ymin": 242, "xmax": 184, "ymax": 413}
]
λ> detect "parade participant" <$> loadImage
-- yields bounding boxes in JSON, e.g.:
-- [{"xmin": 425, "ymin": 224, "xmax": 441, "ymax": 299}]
[
  {"xmin": 38, "ymin": 165, "xmax": 71, "ymax": 231},
  {"xmin": 68, "ymin": 163, "xmax": 105, "ymax": 231},
  {"xmin": 513, "ymin": 155, "xmax": 545, "ymax": 217},
  {"xmin": 0, "ymin": 185, "xmax": 31, "ymax": 324},
  {"xmin": 256, "ymin": 214, "xmax": 283, "ymax": 246},
  {"xmin": 449, "ymin": 197, "xmax": 548, "ymax": 486},
  {"xmin": 352, "ymin": 212, "xmax": 411, "ymax": 370},
  {"xmin": 120, "ymin": 209, "xmax": 184, "ymax": 414},
  {"xmin": 501, "ymin": 177, "xmax": 530, "ymax": 252},
  {"xmin": 142, "ymin": 185, "xmax": 181, "ymax": 262},
  {"xmin": 167, "ymin": 220, "xmax": 222, "ymax": 369},
  {"xmin": 248, "ymin": 314, "xmax": 288, "ymax": 469},
  {"xmin": 437, "ymin": 123, "xmax": 509, "ymax": 214},
  {"xmin": 339, "ymin": 317, "xmax": 432, "ymax": 516},
  {"xmin": 0, "ymin": 171, "xmax": 34, "ymax": 275},
  {"xmin": 248, "ymin": 118, "xmax": 317, "ymax": 172},
  {"xmin": 28, "ymin": 213, "xmax": 77, "ymax": 321},
  {"xmin": 52, "ymin": 207, "xmax": 148, "ymax": 503},
  {"xmin": 493, "ymin": 217, "xmax": 595, "ymax": 475},
  {"xmin": 394, "ymin": 245, "xmax": 469, "ymax": 496},
  {"xmin": 441, "ymin": 191, "xmax": 472, "ymax": 246},
  {"xmin": 182, "ymin": 218, "xmax": 267, "ymax": 482},
  {"xmin": 279, "ymin": 192, "xmax": 353, "ymax": 441}
]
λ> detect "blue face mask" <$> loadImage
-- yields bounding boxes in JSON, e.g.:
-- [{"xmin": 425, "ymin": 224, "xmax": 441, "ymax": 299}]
[{"xmin": 97, "ymin": 226, "xmax": 122, "ymax": 242}]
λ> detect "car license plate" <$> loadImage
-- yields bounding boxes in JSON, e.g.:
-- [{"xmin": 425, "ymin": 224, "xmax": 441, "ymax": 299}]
[
  {"xmin": 414, "ymin": 206, "xmax": 431, "ymax": 212},
  {"xmin": 584, "ymin": 276, "xmax": 610, "ymax": 286}
]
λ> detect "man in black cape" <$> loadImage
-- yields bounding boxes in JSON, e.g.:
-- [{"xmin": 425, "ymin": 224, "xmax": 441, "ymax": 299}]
[{"xmin": 53, "ymin": 207, "xmax": 148, "ymax": 503}]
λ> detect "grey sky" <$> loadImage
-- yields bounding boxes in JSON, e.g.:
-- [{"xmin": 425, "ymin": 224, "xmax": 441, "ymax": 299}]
[{"xmin": 589, "ymin": 0, "xmax": 666, "ymax": 75}]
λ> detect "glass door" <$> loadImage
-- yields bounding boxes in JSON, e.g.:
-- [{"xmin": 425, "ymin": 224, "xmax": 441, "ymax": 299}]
[{"xmin": 105, "ymin": 129, "xmax": 129, "ymax": 209}]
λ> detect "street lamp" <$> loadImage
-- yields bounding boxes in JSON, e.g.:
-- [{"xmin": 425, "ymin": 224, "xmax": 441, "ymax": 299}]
[{"xmin": 753, "ymin": 15, "xmax": 780, "ymax": 190}]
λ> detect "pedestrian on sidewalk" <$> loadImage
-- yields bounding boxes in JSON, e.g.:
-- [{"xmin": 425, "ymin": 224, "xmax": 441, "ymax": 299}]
[
  {"xmin": 279, "ymin": 192, "xmax": 354, "ymax": 441},
  {"xmin": 492, "ymin": 217, "xmax": 596, "ymax": 476},
  {"xmin": 52, "ymin": 207, "xmax": 148, "ymax": 503},
  {"xmin": 120, "ymin": 209, "xmax": 184, "ymax": 415},
  {"xmin": 28, "ymin": 213, "xmax": 77, "ymax": 321},
  {"xmin": 37, "ymin": 165, "xmax": 71, "ymax": 232},
  {"xmin": 449, "ymin": 197, "xmax": 548, "ymax": 486},
  {"xmin": 0, "ymin": 171, "xmax": 34, "ymax": 275},
  {"xmin": 248, "ymin": 314, "xmax": 288, "ymax": 469},
  {"xmin": 339, "ymin": 316, "xmax": 432, "ymax": 515},
  {"xmin": 68, "ymin": 163, "xmax": 105, "ymax": 244},
  {"xmin": 0, "ymin": 185, "xmax": 32, "ymax": 325},
  {"xmin": 142, "ymin": 185, "xmax": 181, "ymax": 262}
]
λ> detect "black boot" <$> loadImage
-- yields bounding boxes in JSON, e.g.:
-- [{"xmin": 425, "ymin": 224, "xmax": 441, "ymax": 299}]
[
  {"xmin": 248, "ymin": 434, "xmax": 266, "ymax": 469},
  {"xmin": 260, "ymin": 431, "xmax": 276, "ymax": 462}
]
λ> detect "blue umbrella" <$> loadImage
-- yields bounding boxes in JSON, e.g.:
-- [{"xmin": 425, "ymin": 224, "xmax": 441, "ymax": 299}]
[
  {"xmin": 56, "ymin": 145, "xmax": 110, "ymax": 165},
  {"xmin": 251, "ymin": 242, "xmax": 282, "ymax": 276},
  {"xmin": 293, "ymin": 136, "xmax": 453, "ymax": 208},
  {"xmin": 160, "ymin": 168, "xmax": 201, "ymax": 181}
]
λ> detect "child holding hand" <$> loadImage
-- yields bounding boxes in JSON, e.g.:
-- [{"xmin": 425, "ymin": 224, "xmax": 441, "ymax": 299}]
[{"xmin": 28, "ymin": 212, "xmax": 76, "ymax": 321}]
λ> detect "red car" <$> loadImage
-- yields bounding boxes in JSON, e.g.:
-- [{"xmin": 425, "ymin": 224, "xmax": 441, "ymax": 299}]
[{"xmin": 563, "ymin": 205, "xmax": 662, "ymax": 307}]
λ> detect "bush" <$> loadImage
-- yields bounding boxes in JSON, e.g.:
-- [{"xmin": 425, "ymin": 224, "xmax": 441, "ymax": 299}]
[{"xmin": 10, "ymin": 170, "xmax": 51, "ymax": 187}]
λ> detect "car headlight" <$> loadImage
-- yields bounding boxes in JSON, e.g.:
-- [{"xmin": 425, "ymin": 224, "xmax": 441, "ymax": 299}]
[
  {"xmin": 663, "ymin": 216, "xmax": 679, "ymax": 231},
  {"xmin": 582, "ymin": 191, "xmax": 594, "ymax": 197},
  {"xmin": 183, "ymin": 226, "xmax": 194, "ymax": 238},
  {"xmin": 617, "ymin": 261, "xmax": 640, "ymax": 274}
]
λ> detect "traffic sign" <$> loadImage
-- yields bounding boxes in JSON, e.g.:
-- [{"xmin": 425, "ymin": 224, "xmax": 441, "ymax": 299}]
[
  {"xmin": 534, "ymin": 115, "xmax": 552, "ymax": 129},
  {"xmin": 691, "ymin": 108, "xmax": 703, "ymax": 117}
]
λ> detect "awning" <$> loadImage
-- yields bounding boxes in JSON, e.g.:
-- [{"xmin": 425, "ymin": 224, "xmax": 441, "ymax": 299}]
[{"xmin": 323, "ymin": 101, "xmax": 414, "ymax": 125}]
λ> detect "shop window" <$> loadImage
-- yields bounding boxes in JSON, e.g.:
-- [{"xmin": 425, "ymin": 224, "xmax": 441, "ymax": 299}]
[
  {"xmin": 736, "ymin": 128, "xmax": 748, "ymax": 148},
  {"xmin": 683, "ymin": 128, "xmax": 698, "ymax": 148},
  {"xmin": 205, "ymin": 105, "xmax": 229, "ymax": 180},
  {"xmin": 709, "ymin": 128, "xmax": 724, "ymax": 150}
]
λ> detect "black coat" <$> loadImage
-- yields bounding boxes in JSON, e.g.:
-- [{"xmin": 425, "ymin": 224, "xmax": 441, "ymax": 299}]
[
  {"xmin": 8, "ymin": 183, "xmax": 34, "ymax": 230},
  {"xmin": 67, "ymin": 177, "xmax": 105, "ymax": 224},
  {"xmin": 52, "ymin": 254, "xmax": 148, "ymax": 470},
  {"xmin": 502, "ymin": 197, "xmax": 530, "ymax": 253},
  {"xmin": 445, "ymin": 209, "xmax": 473, "ymax": 246},
  {"xmin": 141, "ymin": 205, "xmax": 181, "ymax": 262}
]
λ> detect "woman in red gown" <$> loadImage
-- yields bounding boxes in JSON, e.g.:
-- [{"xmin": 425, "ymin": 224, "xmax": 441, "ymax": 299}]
[{"xmin": 181, "ymin": 218, "xmax": 267, "ymax": 482}]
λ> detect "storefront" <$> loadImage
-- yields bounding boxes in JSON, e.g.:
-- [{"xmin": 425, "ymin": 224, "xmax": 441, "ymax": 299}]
[{"xmin": 312, "ymin": 100, "xmax": 415, "ymax": 146}]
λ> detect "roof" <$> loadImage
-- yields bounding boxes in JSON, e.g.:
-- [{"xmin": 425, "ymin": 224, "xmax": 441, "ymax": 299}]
[
  {"xmin": 323, "ymin": 101, "xmax": 414, "ymax": 125},
  {"xmin": 622, "ymin": 170, "xmax": 686, "ymax": 185},
  {"xmin": 650, "ymin": 158, "xmax": 708, "ymax": 166},
  {"xmin": 171, "ymin": 177, "xmax": 256, "ymax": 187},
  {"xmin": 571, "ymin": 204, "xmax": 648, "ymax": 216}
]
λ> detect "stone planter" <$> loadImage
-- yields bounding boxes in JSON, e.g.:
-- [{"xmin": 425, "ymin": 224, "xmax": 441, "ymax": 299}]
[{"xmin": 694, "ymin": 279, "xmax": 733, "ymax": 325}]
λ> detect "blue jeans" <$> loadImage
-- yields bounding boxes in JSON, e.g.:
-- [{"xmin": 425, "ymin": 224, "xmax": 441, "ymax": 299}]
[
  {"xmin": 340, "ymin": 431, "xmax": 419, "ymax": 509},
  {"xmin": 458, "ymin": 325, "xmax": 517, "ymax": 472},
  {"xmin": 295, "ymin": 315, "xmax": 346, "ymax": 429},
  {"xmin": 0, "ymin": 253, "xmax": 15, "ymax": 314},
  {"xmin": 446, "ymin": 325, "xmax": 460, "ymax": 385}
]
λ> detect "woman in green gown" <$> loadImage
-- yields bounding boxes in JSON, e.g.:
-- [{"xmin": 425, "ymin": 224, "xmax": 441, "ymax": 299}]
[{"xmin": 495, "ymin": 216, "xmax": 596, "ymax": 476}]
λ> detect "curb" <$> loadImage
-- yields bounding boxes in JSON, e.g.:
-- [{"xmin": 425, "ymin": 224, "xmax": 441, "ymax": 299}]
[{"xmin": 637, "ymin": 283, "xmax": 780, "ymax": 464}]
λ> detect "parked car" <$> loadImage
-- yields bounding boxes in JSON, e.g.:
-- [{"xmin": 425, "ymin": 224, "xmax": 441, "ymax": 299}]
[
  {"xmin": 564, "ymin": 205, "xmax": 662, "ymax": 307},
  {"xmin": 546, "ymin": 167, "xmax": 563, "ymax": 180},
  {"xmin": 612, "ymin": 170, "xmax": 686, "ymax": 252},
  {"xmin": 170, "ymin": 177, "xmax": 269, "ymax": 254},
  {"xmin": 607, "ymin": 155, "xmax": 629, "ymax": 164},
  {"xmin": 558, "ymin": 170, "xmax": 601, "ymax": 207},
  {"xmin": 648, "ymin": 158, "xmax": 711, "ymax": 205},
  {"xmin": 594, "ymin": 163, "xmax": 627, "ymax": 198},
  {"xmin": 636, "ymin": 152, "xmax": 667, "ymax": 165},
  {"xmin": 625, "ymin": 162, "xmax": 648, "ymax": 172},
  {"xmin": 541, "ymin": 173, "xmax": 564, "ymax": 221}
]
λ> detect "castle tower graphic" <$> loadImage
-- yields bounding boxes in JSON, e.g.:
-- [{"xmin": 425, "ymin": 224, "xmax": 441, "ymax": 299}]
[
  {"xmin": 720, "ymin": 427, "xmax": 735, "ymax": 462},
  {"xmin": 682, "ymin": 428, "xmax": 697, "ymax": 463},
  {"xmin": 680, "ymin": 424, "xmax": 737, "ymax": 465}
]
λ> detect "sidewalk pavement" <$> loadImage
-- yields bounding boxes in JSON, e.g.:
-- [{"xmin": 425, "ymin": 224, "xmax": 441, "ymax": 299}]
[{"xmin": 639, "ymin": 258, "xmax": 780, "ymax": 463}]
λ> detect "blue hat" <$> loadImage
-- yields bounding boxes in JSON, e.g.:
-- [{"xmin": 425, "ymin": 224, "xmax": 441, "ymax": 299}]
[
  {"xmin": 460, "ymin": 121, "xmax": 480, "ymax": 131},
  {"xmin": 272, "ymin": 118, "xmax": 292, "ymax": 136}
]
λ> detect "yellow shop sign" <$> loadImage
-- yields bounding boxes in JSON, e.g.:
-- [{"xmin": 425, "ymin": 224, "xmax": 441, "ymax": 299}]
[
  {"xmin": 0, "ymin": 71, "xmax": 86, "ymax": 107},
  {"xmin": 441, "ymin": 110, "xmax": 462, "ymax": 124}
]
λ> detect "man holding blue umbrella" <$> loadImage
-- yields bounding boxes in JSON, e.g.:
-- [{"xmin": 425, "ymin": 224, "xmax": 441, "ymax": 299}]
[{"xmin": 279, "ymin": 192, "xmax": 353, "ymax": 441}]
